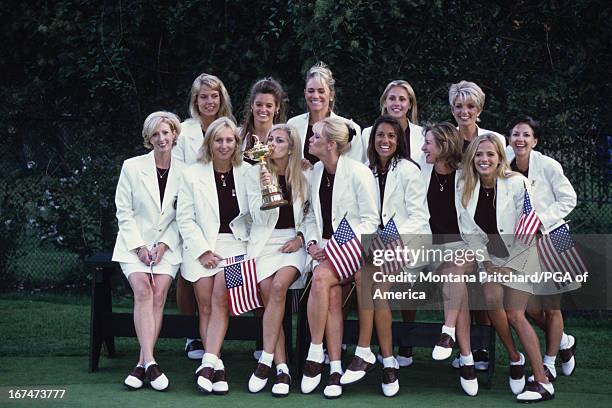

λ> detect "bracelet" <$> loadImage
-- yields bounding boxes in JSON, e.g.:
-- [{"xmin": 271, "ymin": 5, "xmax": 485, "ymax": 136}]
[
  {"xmin": 135, "ymin": 246, "xmax": 146, "ymax": 256},
  {"xmin": 306, "ymin": 240, "xmax": 317, "ymax": 253},
  {"xmin": 296, "ymin": 232, "xmax": 305, "ymax": 246}
]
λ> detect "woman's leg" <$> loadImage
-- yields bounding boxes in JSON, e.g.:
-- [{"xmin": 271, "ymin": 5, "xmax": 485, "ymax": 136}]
[
  {"xmin": 127, "ymin": 273, "xmax": 155, "ymax": 365},
  {"xmin": 262, "ymin": 267, "xmax": 298, "ymax": 358},
  {"xmin": 192, "ymin": 276, "xmax": 214, "ymax": 346},
  {"xmin": 307, "ymin": 261, "xmax": 340, "ymax": 345},
  {"xmin": 151, "ymin": 275, "xmax": 174, "ymax": 348},
  {"xmin": 203, "ymin": 272, "xmax": 230, "ymax": 357},
  {"xmin": 482, "ymin": 282, "xmax": 521, "ymax": 362}
]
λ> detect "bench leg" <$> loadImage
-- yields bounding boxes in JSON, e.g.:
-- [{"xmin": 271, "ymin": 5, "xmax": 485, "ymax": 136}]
[
  {"xmin": 283, "ymin": 292, "xmax": 293, "ymax": 362},
  {"xmin": 89, "ymin": 266, "xmax": 115, "ymax": 371},
  {"xmin": 486, "ymin": 324, "xmax": 496, "ymax": 389}
]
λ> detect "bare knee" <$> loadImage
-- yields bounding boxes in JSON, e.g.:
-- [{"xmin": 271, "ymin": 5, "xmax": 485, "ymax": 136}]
[
  {"xmin": 482, "ymin": 284, "xmax": 503, "ymax": 308},
  {"xmin": 328, "ymin": 286, "xmax": 342, "ymax": 312},
  {"xmin": 153, "ymin": 290, "xmax": 168, "ymax": 310},
  {"xmin": 132, "ymin": 282, "xmax": 153, "ymax": 303},
  {"xmin": 506, "ymin": 309, "xmax": 525, "ymax": 328},
  {"xmin": 269, "ymin": 279, "xmax": 288, "ymax": 305}
]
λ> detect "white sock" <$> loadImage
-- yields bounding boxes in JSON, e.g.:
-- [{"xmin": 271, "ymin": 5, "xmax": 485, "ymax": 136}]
[
  {"xmin": 330, "ymin": 360, "xmax": 343, "ymax": 375},
  {"xmin": 442, "ymin": 325, "xmax": 456, "ymax": 341},
  {"xmin": 259, "ymin": 351, "xmax": 274, "ymax": 367},
  {"xmin": 559, "ymin": 332, "xmax": 570, "ymax": 349},
  {"xmin": 355, "ymin": 346, "xmax": 375, "ymax": 363},
  {"xmin": 202, "ymin": 352, "xmax": 218, "ymax": 368},
  {"xmin": 214, "ymin": 358, "xmax": 225, "ymax": 370},
  {"xmin": 136, "ymin": 362, "xmax": 144, "ymax": 368},
  {"xmin": 460, "ymin": 353, "xmax": 474, "ymax": 366},
  {"xmin": 276, "ymin": 363, "xmax": 289, "ymax": 375},
  {"xmin": 144, "ymin": 360, "xmax": 156, "ymax": 370},
  {"xmin": 307, "ymin": 343, "xmax": 324, "ymax": 363},
  {"xmin": 382, "ymin": 356, "xmax": 397, "ymax": 368},
  {"xmin": 543, "ymin": 354, "xmax": 556, "ymax": 366},
  {"xmin": 510, "ymin": 353, "xmax": 525, "ymax": 366}
]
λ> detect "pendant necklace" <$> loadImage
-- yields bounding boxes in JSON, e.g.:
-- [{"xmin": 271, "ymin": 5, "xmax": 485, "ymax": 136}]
[
  {"xmin": 433, "ymin": 170, "xmax": 449, "ymax": 192},
  {"xmin": 156, "ymin": 167, "xmax": 169, "ymax": 179}
]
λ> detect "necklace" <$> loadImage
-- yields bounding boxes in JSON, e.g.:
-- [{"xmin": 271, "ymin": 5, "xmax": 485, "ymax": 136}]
[
  {"xmin": 433, "ymin": 170, "xmax": 450, "ymax": 192},
  {"xmin": 481, "ymin": 185, "xmax": 495, "ymax": 198},
  {"xmin": 156, "ymin": 167, "xmax": 169, "ymax": 179},
  {"xmin": 215, "ymin": 169, "xmax": 230, "ymax": 187}
]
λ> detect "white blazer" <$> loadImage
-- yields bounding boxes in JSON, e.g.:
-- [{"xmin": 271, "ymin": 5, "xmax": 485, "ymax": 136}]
[
  {"xmin": 177, "ymin": 161, "xmax": 252, "ymax": 261},
  {"xmin": 377, "ymin": 159, "xmax": 431, "ymax": 236},
  {"xmin": 112, "ymin": 151, "xmax": 185, "ymax": 265},
  {"xmin": 476, "ymin": 125, "xmax": 506, "ymax": 147},
  {"xmin": 173, "ymin": 119, "xmax": 203, "ymax": 165},
  {"xmin": 302, "ymin": 155, "xmax": 379, "ymax": 245},
  {"xmin": 245, "ymin": 165, "xmax": 312, "ymax": 258},
  {"xmin": 287, "ymin": 112, "xmax": 363, "ymax": 163},
  {"xmin": 457, "ymin": 174, "xmax": 528, "ymax": 261},
  {"xmin": 504, "ymin": 149, "xmax": 576, "ymax": 232},
  {"xmin": 361, "ymin": 122, "xmax": 424, "ymax": 165}
]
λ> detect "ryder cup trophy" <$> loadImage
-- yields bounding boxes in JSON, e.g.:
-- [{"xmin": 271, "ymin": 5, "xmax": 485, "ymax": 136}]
[{"xmin": 243, "ymin": 135, "xmax": 289, "ymax": 210}]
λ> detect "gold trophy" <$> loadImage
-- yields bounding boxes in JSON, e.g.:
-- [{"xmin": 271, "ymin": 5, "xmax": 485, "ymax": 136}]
[{"xmin": 244, "ymin": 135, "xmax": 289, "ymax": 210}]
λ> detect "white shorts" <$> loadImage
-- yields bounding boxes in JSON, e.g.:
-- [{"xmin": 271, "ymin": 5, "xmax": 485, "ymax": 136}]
[
  {"xmin": 120, "ymin": 258, "xmax": 179, "ymax": 279},
  {"xmin": 181, "ymin": 233, "xmax": 247, "ymax": 282}
]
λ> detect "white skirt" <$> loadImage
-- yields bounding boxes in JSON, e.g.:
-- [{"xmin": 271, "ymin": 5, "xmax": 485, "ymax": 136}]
[
  {"xmin": 181, "ymin": 233, "xmax": 247, "ymax": 282},
  {"xmin": 256, "ymin": 229, "xmax": 307, "ymax": 282},
  {"xmin": 120, "ymin": 258, "xmax": 179, "ymax": 279}
]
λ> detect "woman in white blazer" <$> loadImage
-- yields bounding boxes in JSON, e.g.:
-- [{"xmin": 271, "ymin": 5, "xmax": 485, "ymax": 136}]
[
  {"xmin": 449, "ymin": 80, "xmax": 506, "ymax": 152},
  {"xmin": 340, "ymin": 116, "xmax": 430, "ymax": 397},
  {"xmin": 177, "ymin": 117, "xmax": 251, "ymax": 395},
  {"xmin": 507, "ymin": 115, "xmax": 578, "ymax": 379},
  {"xmin": 361, "ymin": 80, "xmax": 424, "ymax": 165},
  {"xmin": 299, "ymin": 117, "xmax": 379, "ymax": 399},
  {"xmin": 458, "ymin": 133, "xmax": 554, "ymax": 403},
  {"xmin": 246, "ymin": 124, "xmax": 309, "ymax": 397},
  {"xmin": 287, "ymin": 62, "xmax": 363, "ymax": 168},
  {"xmin": 172, "ymin": 73, "xmax": 235, "ymax": 360},
  {"xmin": 113, "ymin": 111, "xmax": 185, "ymax": 392},
  {"xmin": 420, "ymin": 122, "xmax": 482, "ymax": 396}
]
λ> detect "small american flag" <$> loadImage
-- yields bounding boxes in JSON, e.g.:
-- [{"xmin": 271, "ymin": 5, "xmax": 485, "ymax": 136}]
[
  {"xmin": 224, "ymin": 254, "xmax": 245, "ymax": 266},
  {"xmin": 224, "ymin": 258, "xmax": 263, "ymax": 316},
  {"xmin": 515, "ymin": 189, "xmax": 541, "ymax": 246},
  {"xmin": 536, "ymin": 224, "xmax": 587, "ymax": 289},
  {"xmin": 324, "ymin": 217, "xmax": 363, "ymax": 280},
  {"xmin": 369, "ymin": 218, "xmax": 406, "ymax": 274}
]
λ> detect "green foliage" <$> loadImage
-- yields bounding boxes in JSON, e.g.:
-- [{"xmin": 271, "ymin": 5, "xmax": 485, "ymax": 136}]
[{"xmin": 1, "ymin": 0, "xmax": 610, "ymax": 286}]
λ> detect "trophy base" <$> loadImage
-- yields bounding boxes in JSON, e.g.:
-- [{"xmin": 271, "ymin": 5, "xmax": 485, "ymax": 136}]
[{"xmin": 261, "ymin": 199, "xmax": 289, "ymax": 211}]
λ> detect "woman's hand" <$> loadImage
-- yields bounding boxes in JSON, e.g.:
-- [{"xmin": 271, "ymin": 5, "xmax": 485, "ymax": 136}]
[
  {"xmin": 301, "ymin": 158, "xmax": 313, "ymax": 171},
  {"xmin": 136, "ymin": 246, "xmax": 152, "ymax": 266},
  {"xmin": 150, "ymin": 243, "xmax": 168, "ymax": 265},
  {"xmin": 199, "ymin": 250, "xmax": 223, "ymax": 269},
  {"xmin": 308, "ymin": 243, "xmax": 326, "ymax": 262},
  {"xmin": 260, "ymin": 166, "xmax": 272, "ymax": 185},
  {"xmin": 281, "ymin": 237, "xmax": 303, "ymax": 253}
]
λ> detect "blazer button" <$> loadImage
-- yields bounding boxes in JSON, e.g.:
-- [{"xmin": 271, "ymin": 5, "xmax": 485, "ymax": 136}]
[
  {"xmin": 500, "ymin": 229, "xmax": 504, "ymax": 232},
  {"xmin": 383, "ymin": 213, "xmax": 387, "ymax": 217},
  {"xmin": 158, "ymin": 228, "xmax": 162, "ymax": 232},
  {"xmin": 230, "ymin": 223, "xmax": 234, "ymax": 227}
]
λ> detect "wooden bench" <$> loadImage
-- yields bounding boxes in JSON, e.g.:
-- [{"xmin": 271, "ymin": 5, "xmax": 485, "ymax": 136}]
[{"xmin": 87, "ymin": 252, "xmax": 294, "ymax": 372}]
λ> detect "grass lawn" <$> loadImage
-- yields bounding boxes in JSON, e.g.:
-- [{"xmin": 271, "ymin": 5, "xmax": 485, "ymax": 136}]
[{"xmin": 0, "ymin": 293, "xmax": 611, "ymax": 407}]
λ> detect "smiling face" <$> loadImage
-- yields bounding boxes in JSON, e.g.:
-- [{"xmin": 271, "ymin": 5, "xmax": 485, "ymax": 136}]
[
  {"xmin": 509, "ymin": 123, "xmax": 537, "ymax": 159},
  {"xmin": 252, "ymin": 92, "xmax": 278, "ymax": 127},
  {"xmin": 421, "ymin": 130, "xmax": 442, "ymax": 164},
  {"xmin": 211, "ymin": 126, "xmax": 236, "ymax": 163},
  {"xmin": 267, "ymin": 128, "xmax": 290, "ymax": 160},
  {"xmin": 374, "ymin": 122, "xmax": 398, "ymax": 165},
  {"xmin": 452, "ymin": 96, "xmax": 482, "ymax": 128},
  {"xmin": 149, "ymin": 121, "xmax": 176, "ymax": 154},
  {"xmin": 304, "ymin": 77, "xmax": 331, "ymax": 115},
  {"xmin": 473, "ymin": 140, "xmax": 500, "ymax": 182},
  {"xmin": 384, "ymin": 86, "xmax": 411, "ymax": 120},
  {"xmin": 197, "ymin": 86, "xmax": 221, "ymax": 120}
]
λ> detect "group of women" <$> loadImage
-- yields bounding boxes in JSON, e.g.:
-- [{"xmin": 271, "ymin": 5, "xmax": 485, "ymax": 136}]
[{"xmin": 112, "ymin": 62, "xmax": 578, "ymax": 402}]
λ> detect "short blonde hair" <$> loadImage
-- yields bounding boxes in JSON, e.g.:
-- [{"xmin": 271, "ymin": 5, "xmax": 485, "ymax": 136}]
[
  {"xmin": 189, "ymin": 73, "xmax": 235, "ymax": 123},
  {"xmin": 199, "ymin": 117, "xmax": 242, "ymax": 166},
  {"xmin": 142, "ymin": 111, "xmax": 181, "ymax": 149},
  {"xmin": 305, "ymin": 61, "xmax": 336, "ymax": 112},
  {"xmin": 312, "ymin": 117, "xmax": 356, "ymax": 156},
  {"xmin": 380, "ymin": 80, "xmax": 419, "ymax": 124},
  {"xmin": 448, "ymin": 80, "xmax": 486, "ymax": 112}
]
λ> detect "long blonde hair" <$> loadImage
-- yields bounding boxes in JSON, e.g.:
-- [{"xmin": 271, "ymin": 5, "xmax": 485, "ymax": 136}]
[
  {"xmin": 460, "ymin": 133, "xmax": 517, "ymax": 208},
  {"xmin": 265, "ymin": 124, "xmax": 306, "ymax": 202},
  {"xmin": 380, "ymin": 80, "xmax": 418, "ymax": 124},
  {"xmin": 188, "ymin": 73, "xmax": 235, "ymax": 124}
]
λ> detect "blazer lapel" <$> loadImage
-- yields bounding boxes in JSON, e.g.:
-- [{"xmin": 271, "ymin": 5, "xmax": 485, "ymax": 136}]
[
  {"xmin": 311, "ymin": 163, "xmax": 323, "ymax": 236},
  {"xmin": 383, "ymin": 164, "xmax": 399, "ymax": 206},
  {"xmin": 233, "ymin": 164, "xmax": 247, "ymax": 214},
  {"xmin": 467, "ymin": 178, "xmax": 480, "ymax": 218},
  {"xmin": 141, "ymin": 151, "xmax": 161, "ymax": 210},
  {"xmin": 161, "ymin": 160, "xmax": 179, "ymax": 212},
  {"xmin": 190, "ymin": 128, "xmax": 203, "ymax": 159},
  {"xmin": 199, "ymin": 162, "xmax": 220, "ymax": 221}
]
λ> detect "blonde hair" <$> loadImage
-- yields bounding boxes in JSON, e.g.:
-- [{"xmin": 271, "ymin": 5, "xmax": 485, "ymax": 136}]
[
  {"xmin": 380, "ymin": 80, "xmax": 418, "ymax": 124},
  {"xmin": 199, "ymin": 117, "xmax": 242, "ymax": 166},
  {"xmin": 312, "ymin": 117, "xmax": 355, "ymax": 156},
  {"xmin": 460, "ymin": 133, "xmax": 517, "ymax": 208},
  {"xmin": 188, "ymin": 73, "xmax": 235, "ymax": 124},
  {"xmin": 142, "ymin": 111, "xmax": 181, "ymax": 149},
  {"xmin": 265, "ymin": 124, "xmax": 307, "ymax": 202},
  {"xmin": 305, "ymin": 61, "xmax": 336, "ymax": 112},
  {"xmin": 448, "ymin": 80, "xmax": 486, "ymax": 117}
]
